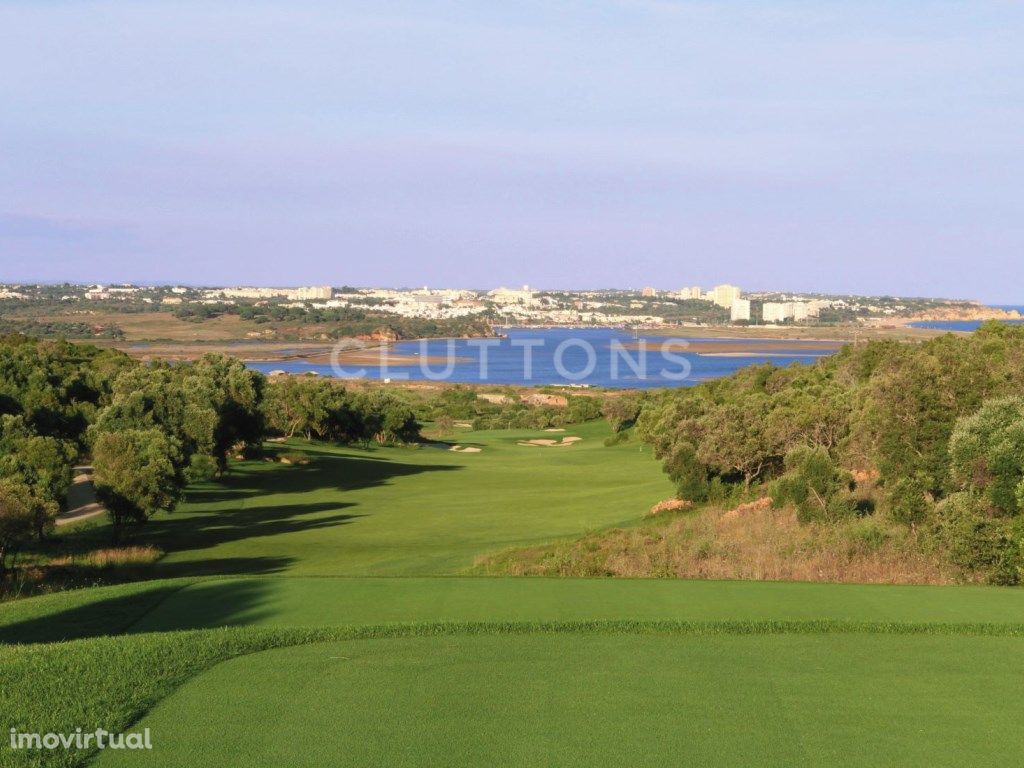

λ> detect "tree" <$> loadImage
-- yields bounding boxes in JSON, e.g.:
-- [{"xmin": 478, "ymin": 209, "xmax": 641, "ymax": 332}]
[
  {"xmin": 948, "ymin": 397, "xmax": 1024, "ymax": 516},
  {"xmin": 601, "ymin": 393, "xmax": 643, "ymax": 433},
  {"xmin": 190, "ymin": 355, "xmax": 265, "ymax": 474},
  {"xmin": 0, "ymin": 434, "xmax": 76, "ymax": 539},
  {"xmin": 0, "ymin": 479, "xmax": 34, "ymax": 575},
  {"xmin": 770, "ymin": 446, "xmax": 855, "ymax": 524},
  {"xmin": 355, "ymin": 391, "xmax": 420, "ymax": 444},
  {"xmin": 93, "ymin": 429, "xmax": 182, "ymax": 540}
]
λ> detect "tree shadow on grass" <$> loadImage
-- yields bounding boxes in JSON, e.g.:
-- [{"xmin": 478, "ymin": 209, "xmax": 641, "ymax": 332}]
[
  {"xmin": 184, "ymin": 447, "xmax": 461, "ymax": 505},
  {"xmin": 30, "ymin": 448, "xmax": 460, "ymax": 570},
  {"xmin": 140, "ymin": 503, "xmax": 363, "ymax": 557},
  {"xmin": 0, "ymin": 573, "xmax": 289, "ymax": 645}
]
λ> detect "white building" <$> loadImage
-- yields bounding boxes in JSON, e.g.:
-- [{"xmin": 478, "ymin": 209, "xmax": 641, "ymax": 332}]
[
  {"xmin": 762, "ymin": 302, "xmax": 791, "ymax": 323},
  {"xmin": 763, "ymin": 301, "xmax": 813, "ymax": 323},
  {"xmin": 677, "ymin": 286, "xmax": 704, "ymax": 300},
  {"xmin": 85, "ymin": 286, "xmax": 110, "ymax": 300},
  {"xmin": 289, "ymin": 286, "xmax": 333, "ymax": 301},
  {"xmin": 489, "ymin": 285, "xmax": 536, "ymax": 305},
  {"xmin": 712, "ymin": 284, "xmax": 741, "ymax": 309},
  {"xmin": 730, "ymin": 298, "xmax": 751, "ymax": 322}
]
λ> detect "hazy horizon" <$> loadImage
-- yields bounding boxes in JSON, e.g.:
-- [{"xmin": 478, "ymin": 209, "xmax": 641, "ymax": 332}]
[{"xmin": 3, "ymin": 1, "xmax": 1023, "ymax": 302}]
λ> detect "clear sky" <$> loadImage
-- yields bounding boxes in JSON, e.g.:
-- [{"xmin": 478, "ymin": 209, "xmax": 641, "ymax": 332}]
[{"xmin": 1, "ymin": 1, "xmax": 1022, "ymax": 300}]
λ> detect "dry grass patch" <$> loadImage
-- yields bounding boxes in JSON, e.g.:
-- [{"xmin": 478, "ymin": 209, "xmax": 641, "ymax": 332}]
[{"xmin": 474, "ymin": 503, "xmax": 960, "ymax": 585}]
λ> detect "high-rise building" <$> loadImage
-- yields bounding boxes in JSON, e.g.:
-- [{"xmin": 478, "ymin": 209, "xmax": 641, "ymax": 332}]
[
  {"xmin": 730, "ymin": 298, "xmax": 751, "ymax": 322},
  {"xmin": 641, "ymin": 287, "xmax": 657, "ymax": 297},
  {"xmin": 762, "ymin": 302, "xmax": 790, "ymax": 323},
  {"xmin": 712, "ymin": 284, "xmax": 741, "ymax": 309}
]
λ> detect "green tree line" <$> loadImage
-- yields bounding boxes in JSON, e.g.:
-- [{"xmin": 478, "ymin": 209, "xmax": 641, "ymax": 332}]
[
  {"xmin": 0, "ymin": 336, "xmax": 422, "ymax": 569},
  {"xmin": 636, "ymin": 322, "xmax": 1024, "ymax": 583}
]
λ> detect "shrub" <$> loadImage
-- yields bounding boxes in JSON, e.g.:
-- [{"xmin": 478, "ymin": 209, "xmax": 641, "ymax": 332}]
[
  {"xmin": 661, "ymin": 443, "xmax": 710, "ymax": 502},
  {"xmin": 603, "ymin": 431, "xmax": 631, "ymax": 447},
  {"xmin": 948, "ymin": 397, "xmax": 1024, "ymax": 516},
  {"xmin": 184, "ymin": 454, "xmax": 218, "ymax": 483},
  {"xmin": 885, "ymin": 473, "xmax": 933, "ymax": 525},
  {"xmin": 771, "ymin": 446, "xmax": 854, "ymax": 524},
  {"xmin": 936, "ymin": 492, "xmax": 1022, "ymax": 585}
]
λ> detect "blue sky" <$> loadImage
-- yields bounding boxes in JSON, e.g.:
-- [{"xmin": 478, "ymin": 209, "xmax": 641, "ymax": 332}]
[{"xmin": 1, "ymin": 1, "xmax": 1022, "ymax": 300}]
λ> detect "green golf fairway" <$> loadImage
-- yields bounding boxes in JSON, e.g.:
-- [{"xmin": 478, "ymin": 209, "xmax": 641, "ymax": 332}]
[
  {"xmin": 6, "ymin": 425, "xmax": 1024, "ymax": 768},
  {"xmin": 94, "ymin": 633, "xmax": 1024, "ymax": 768},
  {"xmin": 119, "ymin": 423, "xmax": 673, "ymax": 577}
]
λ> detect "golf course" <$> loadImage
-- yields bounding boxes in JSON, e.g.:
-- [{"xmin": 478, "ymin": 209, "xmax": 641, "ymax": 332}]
[{"xmin": 4, "ymin": 422, "xmax": 1024, "ymax": 767}]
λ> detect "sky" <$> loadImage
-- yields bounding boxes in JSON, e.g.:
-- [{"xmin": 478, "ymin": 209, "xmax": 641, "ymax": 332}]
[{"xmin": 1, "ymin": 1, "xmax": 1022, "ymax": 300}]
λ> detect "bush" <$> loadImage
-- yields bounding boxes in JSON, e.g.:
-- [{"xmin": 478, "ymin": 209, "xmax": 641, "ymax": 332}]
[
  {"xmin": 936, "ymin": 492, "xmax": 1022, "ymax": 585},
  {"xmin": 885, "ymin": 473, "xmax": 933, "ymax": 525},
  {"xmin": 771, "ymin": 446, "xmax": 854, "ymax": 524},
  {"xmin": 603, "ymin": 431, "xmax": 631, "ymax": 447},
  {"xmin": 948, "ymin": 397, "xmax": 1024, "ymax": 516},
  {"xmin": 184, "ymin": 454, "xmax": 218, "ymax": 483},
  {"xmin": 662, "ymin": 443, "xmax": 710, "ymax": 502}
]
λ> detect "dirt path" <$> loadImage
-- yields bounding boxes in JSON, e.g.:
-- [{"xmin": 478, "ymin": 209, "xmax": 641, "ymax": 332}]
[{"xmin": 57, "ymin": 466, "xmax": 106, "ymax": 526}]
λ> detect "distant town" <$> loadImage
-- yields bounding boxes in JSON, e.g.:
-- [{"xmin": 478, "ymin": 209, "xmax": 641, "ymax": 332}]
[{"xmin": 0, "ymin": 282, "xmax": 1015, "ymax": 339}]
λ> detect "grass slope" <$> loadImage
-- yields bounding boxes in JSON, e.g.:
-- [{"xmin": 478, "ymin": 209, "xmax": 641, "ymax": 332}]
[
  {"xmin": 7, "ymin": 576, "xmax": 1024, "ymax": 644},
  {"xmin": 6, "ymin": 622, "xmax": 1024, "ymax": 768},
  {"xmin": 93, "ymin": 632, "xmax": 1024, "ymax": 768}
]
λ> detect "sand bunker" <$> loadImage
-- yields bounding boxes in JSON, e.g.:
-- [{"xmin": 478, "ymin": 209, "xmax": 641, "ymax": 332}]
[
  {"xmin": 449, "ymin": 445, "xmax": 482, "ymax": 453},
  {"xmin": 544, "ymin": 428, "xmax": 566, "ymax": 432},
  {"xmin": 517, "ymin": 436, "xmax": 583, "ymax": 447},
  {"xmin": 454, "ymin": 422, "xmax": 473, "ymax": 428}
]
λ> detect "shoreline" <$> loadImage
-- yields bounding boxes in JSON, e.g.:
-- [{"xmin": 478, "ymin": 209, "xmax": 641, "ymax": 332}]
[{"xmin": 89, "ymin": 319, "xmax": 982, "ymax": 367}]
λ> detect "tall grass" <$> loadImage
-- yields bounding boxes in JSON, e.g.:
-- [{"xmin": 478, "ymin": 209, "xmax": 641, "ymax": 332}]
[
  {"xmin": 2, "ymin": 547, "xmax": 163, "ymax": 601},
  {"xmin": 474, "ymin": 502, "xmax": 958, "ymax": 585}
]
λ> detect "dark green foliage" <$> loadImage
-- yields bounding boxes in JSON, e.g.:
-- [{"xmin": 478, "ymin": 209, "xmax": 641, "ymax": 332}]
[
  {"xmin": 263, "ymin": 377, "xmax": 420, "ymax": 445},
  {"xmin": 948, "ymin": 397, "xmax": 1024, "ymax": 516},
  {"xmin": 770, "ymin": 446, "xmax": 854, "ymax": 524},
  {"xmin": 184, "ymin": 453, "xmax": 219, "ymax": 483},
  {"xmin": 601, "ymin": 392, "xmax": 644, "ymax": 433},
  {"xmin": 0, "ymin": 479, "xmax": 34, "ymax": 573},
  {"xmin": 638, "ymin": 325, "xmax": 1024, "ymax": 524},
  {"xmin": 885, "ymin": 473, "xmax": 933, "ymax": 525},
  {"xmin": 0, "ymin": 337, "xmax": 135, "ymax": 542},
  {"xmin": 661, "ymin": 442, "xmax": 710, "ymax": 502},
  {"xmin": 92, "ymin": 429, "xmax": 183, "ymax": 533},
  {"xmin": 603, "ymin": 430, "xmax": 631, "ymax": 447},
  {"xmin": 936, "ymin": 493, "xmax": 1023, "ymax": 585}
]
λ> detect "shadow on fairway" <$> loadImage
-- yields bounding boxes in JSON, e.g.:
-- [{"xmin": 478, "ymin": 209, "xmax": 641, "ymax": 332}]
[
  {"xmin": 33, "ymin": 448, "xmax": 461, "ymax": 570},
  {"xmin": 184, "ymin": 447, "xmax": 461, "ymax": 504},
  {"xmin": 0, "ymin": 573, "xmax": 287, "ymax": 645},
  {"xmin": 142, "ymin": 503, "xmax": 364, "ymax": 561}
]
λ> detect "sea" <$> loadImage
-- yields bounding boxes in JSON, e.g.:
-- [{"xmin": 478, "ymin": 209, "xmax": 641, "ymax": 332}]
[
  {"xmin": 908, "ymin": 305, "xmax": 1024, "ymax": 332},
  {"xmin": 248, "ymin": 327, "xmax": 837, "ymax": 390}
]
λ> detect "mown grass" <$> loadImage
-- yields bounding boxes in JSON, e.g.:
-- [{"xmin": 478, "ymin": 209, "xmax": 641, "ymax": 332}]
[
  {"xmin": 4, "ymin": 425, "xmax": 1024, "ymax": 767},
  {"xmin": 5, "ymin": 620, "xmax": 1024, "ymax": 768},
  {"xmin": 93, "ymin": 632, "xmax": 1024, "ymax": 768},
  {"xmin": 35, "ymin": 422, "xmax": 673, "ymax": 579},
  {"xmin": 9, "ymin": 575, "xmax": 1024, "ymax": 645}
]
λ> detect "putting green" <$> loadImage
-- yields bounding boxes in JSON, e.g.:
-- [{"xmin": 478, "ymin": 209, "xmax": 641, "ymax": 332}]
[{"xmin": 94, "ymin": 633, "xmax": 1024, "ymax": 767}]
